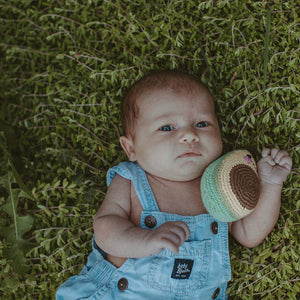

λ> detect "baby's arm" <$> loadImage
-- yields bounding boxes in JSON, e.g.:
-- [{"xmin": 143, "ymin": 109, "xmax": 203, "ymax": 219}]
[
  {"xmin": 93, "ymin": 174, "xmax": 190, "ymax": 258},
  {"xmin": 230, "ymin": 148, "xmax": 292, "ymax": 248}
]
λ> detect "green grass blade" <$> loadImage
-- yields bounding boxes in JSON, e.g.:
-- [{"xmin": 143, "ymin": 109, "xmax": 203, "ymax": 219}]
[{"xmin": 263, "ymin": 9, "xmax": 271, "ymax": 92}]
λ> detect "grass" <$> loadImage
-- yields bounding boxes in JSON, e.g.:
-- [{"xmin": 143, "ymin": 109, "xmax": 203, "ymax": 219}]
[{"xmin": 0, "ymin": 1, "xmax": 299, "ymax": 299}]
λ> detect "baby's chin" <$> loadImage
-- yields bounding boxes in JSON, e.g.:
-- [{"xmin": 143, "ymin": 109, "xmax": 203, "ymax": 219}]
[
  {"xmin": 169, "ymin": 174, "xmax": 203, "ymax": 182},
  {"xmin": 141, "ymin": 161, "xmax": 207, "ymax": 182}
]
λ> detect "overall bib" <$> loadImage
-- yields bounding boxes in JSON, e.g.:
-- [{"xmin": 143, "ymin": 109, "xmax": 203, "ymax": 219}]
[{"xmin": 56, "ymin": 162, "xmax": 231, "ymax": 299}]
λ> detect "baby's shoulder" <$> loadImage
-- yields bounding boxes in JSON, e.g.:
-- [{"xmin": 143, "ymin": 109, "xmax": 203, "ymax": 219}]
[{"xmin": 107, "ymin": 161, "xmax": 142, "ymax": 187}]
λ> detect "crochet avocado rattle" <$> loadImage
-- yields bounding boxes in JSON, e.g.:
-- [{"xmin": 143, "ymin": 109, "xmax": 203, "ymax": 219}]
[{"xmin": 201, "ymin": 150, "xmax": 260, "ymax": 222}]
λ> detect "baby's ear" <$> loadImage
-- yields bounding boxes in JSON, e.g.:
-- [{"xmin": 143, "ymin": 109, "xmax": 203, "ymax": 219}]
[{"xmin": 120, "ymin": 136, "xmax": 136, "ymax": 161}]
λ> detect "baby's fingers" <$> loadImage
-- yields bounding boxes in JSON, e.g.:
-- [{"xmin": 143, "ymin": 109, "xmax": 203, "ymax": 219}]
[
  {"xmin": 261, "ymin": 148, "xmax": 291, "ymax": 168},
  {"xmin": 156, "ymin": 221, "xmax": 190, "ymax": 253},
  {"xmin": 262, "ymin": 155, "xmax": 276, "ymax": 166},
  {"xmin": 162, "ymin": 222, "xmax": 190, "ymax": 243},
  {"xmin": 270, "ymin": 148, "xmax": 280, "ymax": 159},
  {"xmin": 262, "ymin": 148, "xmax": 271, "ymax": 158},
  {"xmin": 279, "ymin": 156, "xmax": 293, "ymax": 171},
  {"xmin": 260, "ymin": 149, "xmax": 275, "ymax": 166},
  {"xmin": 272, "ymin": 150, "xmax": 289, "ymax": 164},
  {"xmin": 170, "ymin": 221, "xmax": 190, "ymax": 241},
  {"xmin": 160, "ymin": 235, "xmax": 183, "ymax": 254}
]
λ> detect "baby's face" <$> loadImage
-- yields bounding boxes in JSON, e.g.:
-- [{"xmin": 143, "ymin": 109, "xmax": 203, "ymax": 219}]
[{"xmin": 121, "ymin": 88, "xmax": 223, "ymax": 181}]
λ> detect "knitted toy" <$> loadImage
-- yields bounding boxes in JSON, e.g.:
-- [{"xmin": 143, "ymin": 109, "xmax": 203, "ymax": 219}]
[{"xmin": 201, "ymin": 150, "xmax": 260, "ymax": 222}]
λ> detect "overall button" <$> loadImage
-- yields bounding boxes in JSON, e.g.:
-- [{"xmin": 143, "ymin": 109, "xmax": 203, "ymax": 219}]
[
  {"xmin": 118, "ymin": 278, "xmax": 128, "ymax": 291},
  {"xmin": 211, "ymin": 222, "xmax": 218, "ymax": 234},
  {"xmin": 144, "ymin": 215, "xmax": 157, "ymax": 228},
  {"xmin": 212, "ymin": 287, "xmax": 220, "ymax": 299}
]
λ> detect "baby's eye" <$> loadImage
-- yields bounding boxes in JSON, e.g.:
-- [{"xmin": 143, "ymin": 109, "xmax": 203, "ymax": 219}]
[
  {"xmin": 195, "ymin": 121, "xmax": 209, "ymax": 128},
  {"xmin": 159, "ymin": 125, "xmax": 174, "ymax": 131}
]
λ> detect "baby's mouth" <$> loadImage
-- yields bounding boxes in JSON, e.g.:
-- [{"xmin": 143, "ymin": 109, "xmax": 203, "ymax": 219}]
[{"xmin": 178, "ymin": 151, "xmax": 202, "ymax": 159}]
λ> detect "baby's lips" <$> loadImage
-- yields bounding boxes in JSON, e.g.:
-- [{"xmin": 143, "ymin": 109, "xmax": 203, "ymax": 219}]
[{"xmin": 178, "ymin": 151, "xmax": 202, "ymax": 158}]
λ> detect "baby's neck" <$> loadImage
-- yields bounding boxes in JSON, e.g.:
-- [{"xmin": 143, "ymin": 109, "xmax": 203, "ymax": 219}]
[
  {"xmin": 147, "ymin": 172, "xmax": 200, "ymax": 185},
  {"xmin": 146, "ymin": 173, "xmax": 206, "ymax": 216}
]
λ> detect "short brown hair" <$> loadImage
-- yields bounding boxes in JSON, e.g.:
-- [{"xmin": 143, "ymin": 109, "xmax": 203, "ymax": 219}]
[{"xmin": 121, "ymin": 70, "xmax": 213, "ymax": 137}]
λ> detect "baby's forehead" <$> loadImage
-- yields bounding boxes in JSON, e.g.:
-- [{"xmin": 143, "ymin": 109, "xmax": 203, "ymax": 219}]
[
  {"xmin": 136, "ymin": 86, "xmax": 214, "ymax": 108},
  {"xmin": 136, "ymin": 88, "xmax": 216, "ymax": 122}
]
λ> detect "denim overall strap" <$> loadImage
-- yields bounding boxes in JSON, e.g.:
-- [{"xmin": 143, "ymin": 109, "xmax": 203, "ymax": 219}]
[{"xmin": 107, "ymin": 162, "xmax": 160, "ymax": 212}]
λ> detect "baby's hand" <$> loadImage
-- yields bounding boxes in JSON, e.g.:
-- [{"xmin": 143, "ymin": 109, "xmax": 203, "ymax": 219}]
[
  {"xmin": 257, "ymin": 148, "xmax": 292, "ymax": 185},
  {"xmin": 144, "ymin": 221, "xmax": 190, "ymax": 255}
]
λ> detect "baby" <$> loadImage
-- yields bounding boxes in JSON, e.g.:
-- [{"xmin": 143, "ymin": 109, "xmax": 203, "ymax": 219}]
[{"xmin": 56, "ymin": 70, "xmax": 292, "ymax": 300}]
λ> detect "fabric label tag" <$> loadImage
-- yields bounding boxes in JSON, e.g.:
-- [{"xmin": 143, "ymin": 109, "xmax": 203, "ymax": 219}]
[{"xmin": 171, "ymin": 259, "xmax": 194, "ymax": 279}]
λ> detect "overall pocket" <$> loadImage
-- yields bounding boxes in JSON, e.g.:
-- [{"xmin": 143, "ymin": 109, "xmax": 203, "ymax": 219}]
[{"xmin": 147, "ymin": 240, "xmax": 211, "ymax": 297}]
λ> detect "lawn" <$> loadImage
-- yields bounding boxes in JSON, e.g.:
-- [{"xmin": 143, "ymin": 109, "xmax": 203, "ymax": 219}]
[{"xmin": 0, "ymin": 1, "xmax": 299, "ymax": 299}]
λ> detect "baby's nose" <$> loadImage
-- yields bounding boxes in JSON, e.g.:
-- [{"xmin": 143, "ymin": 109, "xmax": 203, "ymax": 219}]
[{"xmin": 179, "ymin": 130, "xmax": 200, "ymax": 143}]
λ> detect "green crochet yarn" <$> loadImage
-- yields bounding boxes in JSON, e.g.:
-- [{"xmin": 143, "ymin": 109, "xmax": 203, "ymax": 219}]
[
  {"xmin": 201, "ymin": 150, "xmax": 259, "ymax": 222},
  {"xmin": 201, "ymin": 153, "xmax": 237, "ymax": 222}
]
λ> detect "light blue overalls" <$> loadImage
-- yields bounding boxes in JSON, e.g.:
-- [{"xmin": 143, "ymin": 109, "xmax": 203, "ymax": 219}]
[{"xmin": 56, "ymin": 162, "xmax": 231, "ymax": 299}]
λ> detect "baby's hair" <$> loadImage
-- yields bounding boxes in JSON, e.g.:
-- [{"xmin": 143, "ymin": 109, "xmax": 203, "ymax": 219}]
[{"xmin": 121, "ymin": 70, "xmax": 213, "ymax": 137}]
